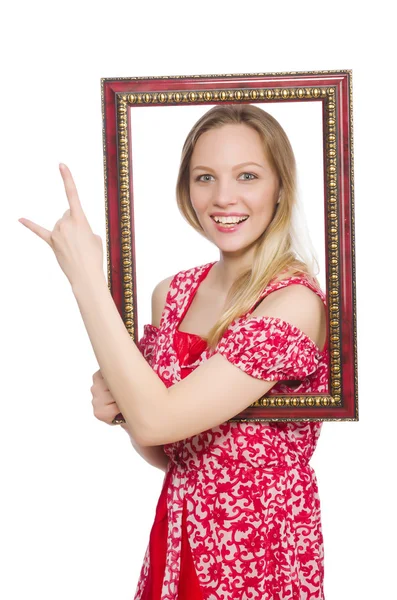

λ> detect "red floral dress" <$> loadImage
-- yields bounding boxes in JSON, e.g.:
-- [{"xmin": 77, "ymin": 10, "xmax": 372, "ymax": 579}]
[{"xmin": 134, "ymin": 261, "xmax": 328, "ymax": 600}]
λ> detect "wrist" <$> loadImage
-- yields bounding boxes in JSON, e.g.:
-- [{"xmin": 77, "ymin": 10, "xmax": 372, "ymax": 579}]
[{"xmin": 72, "ymin": 270, "xmax": 107, "ymax": 296}]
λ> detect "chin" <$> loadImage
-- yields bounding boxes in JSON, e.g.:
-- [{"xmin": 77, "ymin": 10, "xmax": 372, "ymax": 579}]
[{"xmin": 215, "ymin": 240, "xmax": 251, "ymax": 254}]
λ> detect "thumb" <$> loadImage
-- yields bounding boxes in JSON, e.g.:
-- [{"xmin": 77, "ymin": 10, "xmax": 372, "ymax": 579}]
[{"xmin": 19, "ymin": 218, "xmax": 53, "ymax": 246}]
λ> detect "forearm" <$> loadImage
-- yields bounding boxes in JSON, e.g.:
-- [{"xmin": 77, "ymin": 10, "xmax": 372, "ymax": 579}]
[
  {"xmin": 120, "ymin": 424, "xmax": 170, "ymax": 473},
  {"xmin": 71, "ymin": 271, "xmax": 168, "ymax": 445}
]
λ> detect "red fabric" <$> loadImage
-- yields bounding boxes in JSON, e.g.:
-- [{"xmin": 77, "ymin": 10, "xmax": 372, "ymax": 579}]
[
  {"xmin": 142, "ymin": 330, "xmax": 204, "ymax": 599},
  {"xmin": 140, "ymin": 469, "xmax": 170, "ymax": 600},
  {"xmin": 178, "ymin": 497, "xmax": 205, "ymax": 599},
  {"xmin": 173, "ymin": 328, "xmax": 208, "ymax": 379},
  {"xmin": 136, "ymin": 262, "xmax": 327, "ymax": 599}
]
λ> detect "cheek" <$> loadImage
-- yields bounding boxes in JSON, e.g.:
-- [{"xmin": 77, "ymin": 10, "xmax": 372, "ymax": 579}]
[
  {"xmin": 253, "ymin": 182, "xmax": 278, "ymax": 205},
  {"xmin": 190, "ymin": 188, "xmax": 208, "ymax": 213},
  {"xmin": 249, "ymin": 196, "xmax": 275, "ymax": 215},
  {"xmin": 245, "ymin": 181, "xmax": 275, "ymax": 202}
]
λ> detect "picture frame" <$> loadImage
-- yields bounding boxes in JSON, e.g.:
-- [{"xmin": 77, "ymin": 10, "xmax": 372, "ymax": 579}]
[{"xmin": 101, "ymin": 69, "xmax": 358, "ymax": 422}]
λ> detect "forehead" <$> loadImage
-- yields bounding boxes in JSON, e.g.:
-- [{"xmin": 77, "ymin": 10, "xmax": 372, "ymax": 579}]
[{"xmin": 191, "ymin": 123, "xmax": 268, "ymax": 164}]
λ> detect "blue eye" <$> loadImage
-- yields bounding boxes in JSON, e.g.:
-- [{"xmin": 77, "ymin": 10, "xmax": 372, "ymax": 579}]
[
  {"xmin": 195, "ymin": 172, "xmax": 257, "ymax": 182},
  {"xmin": 239, "ymin": 173, "xmax": 257, "ymax": 181}
]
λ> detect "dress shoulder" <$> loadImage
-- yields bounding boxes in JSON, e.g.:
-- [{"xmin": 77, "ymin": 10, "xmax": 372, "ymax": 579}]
[
  {"xmin": 215, "ymin": 314, "xmax": 323, "ymax": 382},
  {"xmin": 214, "ymin": 274, "xmax": 326, "ymax": 383}
]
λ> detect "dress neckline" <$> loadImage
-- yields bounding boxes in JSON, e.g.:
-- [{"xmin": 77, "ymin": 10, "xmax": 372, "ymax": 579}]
[
  {"xmin": 157, "ymin": 262, "xmax": 327, "ymax": 355},
  {"xmin": 175, "ymin": 327, "xmax": 208, "ymax": 342},
  {"xmin": 174, "ymin": 263, "xmax": 319, "ymax": 342},
  {"xmin": 175, "ymin": 262, "xmax": 299, "ymax": 337},
  {"xmin": 176, "ymin": 261, "xmax": 217, "ymax": 340}
]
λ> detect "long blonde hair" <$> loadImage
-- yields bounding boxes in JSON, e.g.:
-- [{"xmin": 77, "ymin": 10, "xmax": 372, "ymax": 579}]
[{"xmin": 175, "ymin": 104, "xmax": 320, "ymax": 350}]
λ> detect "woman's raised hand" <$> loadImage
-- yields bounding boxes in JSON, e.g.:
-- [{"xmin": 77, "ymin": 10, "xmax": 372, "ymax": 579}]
[{"xmin": 18, "ymin": 163, "xmax": 104, "ymax": 288}]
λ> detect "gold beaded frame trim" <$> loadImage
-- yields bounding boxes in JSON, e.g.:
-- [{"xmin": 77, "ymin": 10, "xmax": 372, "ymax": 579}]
[{"xmin": 101, "ymin": 70, "xmax": 358, "ymax": 422}]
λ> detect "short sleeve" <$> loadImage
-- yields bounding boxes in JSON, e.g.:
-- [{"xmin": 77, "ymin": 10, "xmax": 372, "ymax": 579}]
[
  {"xmin": 215, "ymin": 316, "xmax": 322, "ymax": 382},
  {"xmin": 137, "ymin": 324, "xmax": 160, "ymax": 366}
]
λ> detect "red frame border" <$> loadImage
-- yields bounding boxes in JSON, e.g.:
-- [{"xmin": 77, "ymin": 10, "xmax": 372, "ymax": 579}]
[{"xmin": 101, "ymin": 71, "xmax": 357, "ymax": 421}]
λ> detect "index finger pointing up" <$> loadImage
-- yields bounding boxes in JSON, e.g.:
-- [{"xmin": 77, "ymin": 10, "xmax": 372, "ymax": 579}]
[{"xmin": 59, "ymin": 163, "xmax": 87, "ymax": 222}]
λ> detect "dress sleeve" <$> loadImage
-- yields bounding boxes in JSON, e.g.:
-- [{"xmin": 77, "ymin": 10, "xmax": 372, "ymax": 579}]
[
  {"xmin": 137, "ymin": 324, "xmax": 159, "ymax": 366},
  {"xmin": 215, "ymin": 316, "xmax": 322, "ymax": 382}
]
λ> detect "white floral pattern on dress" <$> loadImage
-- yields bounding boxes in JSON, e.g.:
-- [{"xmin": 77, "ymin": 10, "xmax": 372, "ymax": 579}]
[{"xmin": 134, "ymin": 261, "xmax": 329, "ymax": 600}]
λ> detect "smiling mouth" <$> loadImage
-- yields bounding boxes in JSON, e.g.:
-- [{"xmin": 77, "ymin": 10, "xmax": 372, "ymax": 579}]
[{"xmin": 211, "ymin": 216, "xmax": 249, "ymax": 226}]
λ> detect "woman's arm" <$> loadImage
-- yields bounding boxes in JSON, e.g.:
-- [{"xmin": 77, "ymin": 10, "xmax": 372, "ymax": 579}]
[
  {"xmin": 119, "ymin": 422, "xmax": 169, "ymax": 473},
  {"xmin": 117, "ymin": 274, "xmax": 174, "ymax": 473},
  {"xmin": 72, "ymin": 271, "xmax": 325, "ymax": 448}
]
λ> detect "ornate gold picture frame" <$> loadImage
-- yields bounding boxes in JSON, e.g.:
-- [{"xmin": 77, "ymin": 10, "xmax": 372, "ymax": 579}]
[{"xmin": 101, "ymin": 70, "xmax": 358, "ymax": 422}]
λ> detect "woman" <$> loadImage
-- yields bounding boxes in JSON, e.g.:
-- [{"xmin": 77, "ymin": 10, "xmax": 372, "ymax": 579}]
[{"xmin": 19, "ymin": 105, "xmax": 328, "ymax": 599}]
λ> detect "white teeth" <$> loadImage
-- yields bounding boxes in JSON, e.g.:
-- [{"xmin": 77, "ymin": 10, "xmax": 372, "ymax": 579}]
[{"xmin": 212, "ymin": 216, "xmax": 248, "ymax": 224}]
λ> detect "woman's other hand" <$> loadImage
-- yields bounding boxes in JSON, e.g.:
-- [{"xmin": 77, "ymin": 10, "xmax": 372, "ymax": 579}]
[{"xmin": 91, "ymin": 369, "xmax": 128, "ymax": 431}]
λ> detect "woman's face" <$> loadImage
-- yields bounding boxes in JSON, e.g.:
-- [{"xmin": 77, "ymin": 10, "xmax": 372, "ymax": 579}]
[{"xmin": 189, "ymin": 123, "xmax": 280, "ymax": 256}]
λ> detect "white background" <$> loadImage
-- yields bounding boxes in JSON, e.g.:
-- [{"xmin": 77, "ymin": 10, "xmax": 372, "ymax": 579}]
[
  {"xmin": 2, "ymin": 1, "xmax": 395, "ymax": 599},
  {"xmin": 131, "ymin": 102, "xmax": 325, "ymax": 337}
]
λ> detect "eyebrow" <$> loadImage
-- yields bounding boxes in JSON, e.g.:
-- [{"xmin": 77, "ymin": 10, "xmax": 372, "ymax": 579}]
[{"xmin": 191, "ymin": 161, "xmax": 266, "ymax": 172}]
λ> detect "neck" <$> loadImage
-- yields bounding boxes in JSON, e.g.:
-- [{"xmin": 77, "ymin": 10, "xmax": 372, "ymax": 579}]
[{"xmin": 212, "ymin": 248, "xmax": 256, "ymax": 292}]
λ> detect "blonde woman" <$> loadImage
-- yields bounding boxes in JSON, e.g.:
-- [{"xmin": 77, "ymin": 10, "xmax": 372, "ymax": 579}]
[{"xmin": 20, "ymin": 105, "xmax": 328, "ymax": 599}]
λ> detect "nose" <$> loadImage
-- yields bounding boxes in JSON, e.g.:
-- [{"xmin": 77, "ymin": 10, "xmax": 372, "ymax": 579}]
[{"xmin": 212, "ymin": 179, "xmax": 238, "ymax": 208}]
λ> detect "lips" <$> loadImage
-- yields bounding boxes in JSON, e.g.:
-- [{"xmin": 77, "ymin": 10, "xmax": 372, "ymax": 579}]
[{"xmin": 210, "ymin": 215, "xmax": 249, "ymax": 233}]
